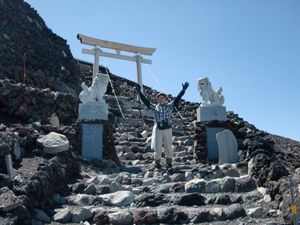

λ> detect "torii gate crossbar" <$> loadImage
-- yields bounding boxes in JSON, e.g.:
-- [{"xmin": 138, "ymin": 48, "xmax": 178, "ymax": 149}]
[{"xmin": 77, "ymin": 34, "xmax": 156, "ymax": 93}]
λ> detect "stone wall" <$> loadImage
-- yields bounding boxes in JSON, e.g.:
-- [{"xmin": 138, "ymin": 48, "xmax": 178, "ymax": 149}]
[{"xmin": 0, "ymin": 80, "xmax": 78, "ymax": 124}]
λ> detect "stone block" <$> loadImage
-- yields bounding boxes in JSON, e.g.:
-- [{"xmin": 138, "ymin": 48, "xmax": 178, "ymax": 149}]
[
  {"xmin": 197, "ymin": 105, "xmax": 226, "ymax": 122},
  {"xmin": 82, "ymin": 123, "xmax": 103, "ymax": 160},
  {"xmin": 79, "ymin": 102, "xmax": 108, "ymax": 120},
  {"xmin": 216, "ymin": 129, "xmax": 238, "ymax": 164}
]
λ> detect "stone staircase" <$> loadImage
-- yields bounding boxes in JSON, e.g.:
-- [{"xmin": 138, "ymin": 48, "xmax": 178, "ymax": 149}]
[{"xmin": 43, "ymin": 97, "xmax": 285, "ymax": 225}]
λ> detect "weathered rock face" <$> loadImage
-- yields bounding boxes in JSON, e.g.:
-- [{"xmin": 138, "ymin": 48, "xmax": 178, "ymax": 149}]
[
  {"xmin": 0, "ymin": 0, "xmax": 78, "ymax": 94},
  {"xmin": 0, "ymin": 80, "xmax": 78, "ymax": 123}
]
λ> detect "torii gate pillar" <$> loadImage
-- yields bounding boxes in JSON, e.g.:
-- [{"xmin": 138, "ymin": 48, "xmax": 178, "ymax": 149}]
[
  {"xmin": 92, "ymin": 47, "xmax": 100, "ymax": 79},
  {"xmin": 136, "ymin": 54, "xmax": 143, "ymax": 92}
]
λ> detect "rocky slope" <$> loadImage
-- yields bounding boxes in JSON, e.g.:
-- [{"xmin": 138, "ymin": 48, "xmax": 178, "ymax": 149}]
[{"xmin": 0, "ymin": 0, "xmax": 78, "ymax": 94}]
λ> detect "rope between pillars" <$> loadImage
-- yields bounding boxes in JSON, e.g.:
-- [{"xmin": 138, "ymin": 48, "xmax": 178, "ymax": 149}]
[{"xmin": 101, "ymin": 62, "xmax": 125, "ymax": 119}]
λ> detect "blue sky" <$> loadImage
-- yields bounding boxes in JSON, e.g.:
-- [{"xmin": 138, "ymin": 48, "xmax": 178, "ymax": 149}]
[{"xmin": 25, "ymin": 0, "xmax": 300, "ymax": 141}]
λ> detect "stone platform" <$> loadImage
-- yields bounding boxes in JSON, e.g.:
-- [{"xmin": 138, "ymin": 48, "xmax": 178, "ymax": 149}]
[
  {"xmin": 197, "ymin": 105, "xmax": 226, "ymax": 122},
  {"xmin": 79, "ymin": 102, "xmax": 108, "ymax": 120}
]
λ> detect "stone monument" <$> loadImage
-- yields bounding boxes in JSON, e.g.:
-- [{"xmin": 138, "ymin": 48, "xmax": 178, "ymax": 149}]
[
  {"xmin": 216, "ymin": 129, "xmax": 238, "ymax": 163},
  {"xmin": 79, "ymin": 73, "xmax": 109, "ymax": 160}
]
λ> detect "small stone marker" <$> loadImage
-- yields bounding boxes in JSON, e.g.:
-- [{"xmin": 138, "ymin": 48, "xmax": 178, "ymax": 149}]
[
  {"xmin": 216, "ymin": 129, "xmax": 238, "ymax": 163},
  {"xmin": 5, "ymin": 154, "xmax": 17, "ymax": 178}
]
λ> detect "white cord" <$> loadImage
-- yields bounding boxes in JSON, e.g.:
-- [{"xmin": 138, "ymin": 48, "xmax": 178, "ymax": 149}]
[
  {"xmin": 145, "ymin": 64, "xmax": 162, "ymax": 87},
  {"xmin": 101, "ymin": 61, "xmax": 125, "ymax": 119}
]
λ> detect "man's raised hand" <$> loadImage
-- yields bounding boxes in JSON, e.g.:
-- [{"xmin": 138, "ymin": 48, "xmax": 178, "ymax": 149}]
[{"xmin": 182, "ymin": 82, "xmax": 189, "ymax": 91}]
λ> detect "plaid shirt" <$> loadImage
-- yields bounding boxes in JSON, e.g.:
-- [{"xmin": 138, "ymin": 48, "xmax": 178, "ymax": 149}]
[
  {"xmin": 150, "ymin": 102, "xmax": 174, "ymax": 124},
  {"xmin": 137, "ymin": 89, "xmax": 186, "ymax": 129}
]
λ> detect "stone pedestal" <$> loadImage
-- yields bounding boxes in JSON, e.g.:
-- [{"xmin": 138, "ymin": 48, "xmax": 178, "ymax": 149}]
[
  {"xmin": 197, "ymin": 105, "xmax": 226, "ymax": 122},
  {"xmin": 82, "ymin": 123, "xmax": 103, "ymax": 160},
  {"xmin": 79, "ymin": 101, "xmax": 108, "ymax": 120},
  {"xmin": 79, "ymin": 102, "xmax": 108, "ymax": 160}
]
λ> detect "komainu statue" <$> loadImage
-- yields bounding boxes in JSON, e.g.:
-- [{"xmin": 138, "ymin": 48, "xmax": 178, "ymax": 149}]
[
  {"xmin": 197, "ymin": 77, "xmax": 224, "ymax": 106},
  {"xmin": 79, "ymin": 73, "xmax": 109, "ymax": 103}
]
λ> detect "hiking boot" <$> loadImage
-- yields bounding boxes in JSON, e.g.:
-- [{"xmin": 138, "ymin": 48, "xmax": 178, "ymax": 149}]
[
  {"xmin": 166, "ymin": 158, "xmax": 173, "ymax": 173},
  {"xmin": 166, "ymin": 158, "xmax": 172, "ymax": 168},
  {"xmin": 167, "ymin": 167, "xmax": 174, "ymax": 174},
  {"xmin": 155, "ymin": 160, "xmax": 161, "ymax": 169}
]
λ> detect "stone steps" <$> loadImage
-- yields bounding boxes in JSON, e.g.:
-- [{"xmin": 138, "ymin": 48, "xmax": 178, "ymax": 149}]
[
  {"xmin": 42, "ymin": 153, "xmax": 279, "ymax": 224},
  {"xmin": 48, "ymin": 203, "xmax": 253, "ymax": 225},
  {"xmin": 41, "ymin": 104, "xmax": 283, "ymax": 225}
]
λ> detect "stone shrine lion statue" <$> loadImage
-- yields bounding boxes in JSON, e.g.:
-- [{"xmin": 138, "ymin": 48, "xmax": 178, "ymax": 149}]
[
  {"xmin": 79, "ymin": 73, "xmax": 109, "ymax": 103},
  {"xmin": 197, "ymin": 77, "xmax": 224, "ymax": 106}
]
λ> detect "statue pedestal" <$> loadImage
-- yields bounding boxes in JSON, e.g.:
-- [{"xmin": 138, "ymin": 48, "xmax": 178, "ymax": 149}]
[
  {"xmin": 79, "ymin": 101, "xmax": 108, "ymax": 120},
  {"xmin": 194, "ymin": 105, "xmax": 228, "ymax": 163},
  {"xmin": 81, "ymin": 123, "xmax": 104, "ymax": 160},
  {"xmin": 197, "ymin": 105, "xmax": 226, "ymax": 122},
  {"xmin": 79, "ymin": 102, "xmax": 108, "ymax": 160}
]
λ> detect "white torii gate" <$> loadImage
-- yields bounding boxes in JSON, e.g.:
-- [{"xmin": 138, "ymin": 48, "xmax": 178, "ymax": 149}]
[{"xmin": 77, "ymin": 34, "xmax": 156, "ymax": 93}]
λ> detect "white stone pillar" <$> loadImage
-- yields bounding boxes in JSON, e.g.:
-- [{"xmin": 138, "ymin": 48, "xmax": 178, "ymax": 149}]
[
  {"xmin": 136, "ymin": 54, "xmax": 143, "ymax": 93},
  {"xmin": 93, "ymin": 47, "xmax": 100, "ymax": 79}
]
